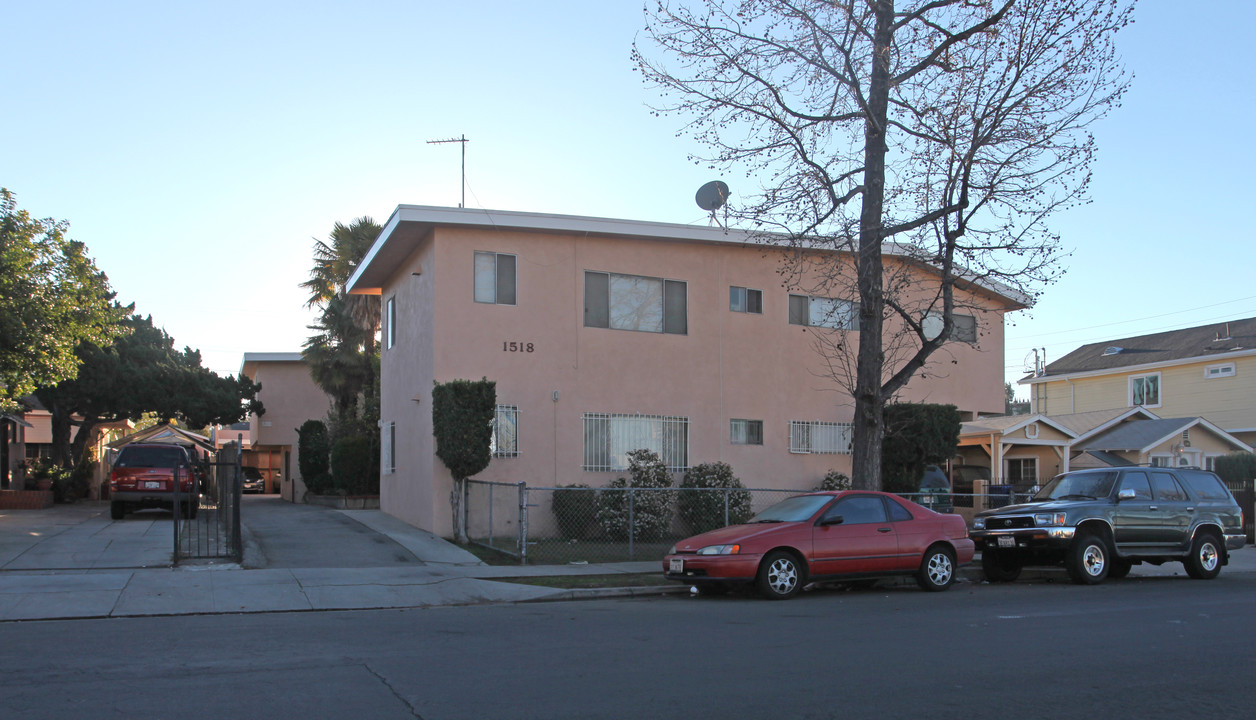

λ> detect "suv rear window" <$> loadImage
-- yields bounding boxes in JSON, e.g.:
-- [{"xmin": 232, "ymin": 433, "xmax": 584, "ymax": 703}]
[
  {"xmin": 115, "ymin": 446, "xmax": 188, "ymax": 468},
  {"xmin": 1178, "ymin": 470, "xmax": 1233, "ymax": 501}
]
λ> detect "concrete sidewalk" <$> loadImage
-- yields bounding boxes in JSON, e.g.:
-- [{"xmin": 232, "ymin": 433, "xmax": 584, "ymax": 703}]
[{"xmin": 1, "ymin": 503, "xmax": 1252, "ymax": 622}]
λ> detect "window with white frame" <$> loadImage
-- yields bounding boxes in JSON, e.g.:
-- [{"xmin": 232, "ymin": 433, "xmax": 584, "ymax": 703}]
[
  {"xmin": 584, "ymin": 271, "xmax": 687, "ymax": 334},
  {"xmin": 788, "ymin": 294, "xmax": 857, "ymax": 330},
  {"xmin": 730, "ymin": 419, "xmax": 763, "ymax": 445},
  {"xmin": 730, "ymin": 286, "xmax": 763, "ymax": 314},
  {"xmin": 474, "ymin": 251, "xmax": 517, "ymax": 305},
  {"xmin": 789, "ymin": 420, "xmax": 853, "ymax": 454},
  {"xmin": 582, "ymin": 413, "xmax": 689, "ymax": 471},
  {"xmin": 382, "ymin": 421, "xmax": 396, "ymax": 474},
  {"xmin": 1130, "ymin": 372, "xmax": 1161, "ymax": 407},
  {"xmin": 385, "ymin": 296, "xmax": 396, "ymax": 350},
  {"xmin": 1006, "ymin": 457, "xmax": 1037, "ymax": 486},
  {"xmin": 1205, "ymin": 363, "xmax": 1236, "ymax": 379},
  {"xmin": 491, "ymin": 405, "xmax": 519, "ymax": 458}
]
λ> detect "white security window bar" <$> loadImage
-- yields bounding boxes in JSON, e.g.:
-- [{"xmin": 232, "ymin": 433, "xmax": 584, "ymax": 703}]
[
  {"xmin": 474, "ymin": 251, "xmax": 517, "ymax": 305},
  {"xmin": 788, "ymin": 420, "xmax": 853, "ymax": 454},
  {"xmin": 582, "ymin": 413, "xmax": 689, "ymax": 471},
  {"xmin": 491, "ymin": 405, "xmax": 519, "ymax": 458}
]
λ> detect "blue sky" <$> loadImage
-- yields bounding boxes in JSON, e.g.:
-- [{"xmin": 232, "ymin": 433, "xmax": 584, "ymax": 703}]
[{"xmin": 4, "ymin": 1, "xmax": 1252, "ymax": 397}]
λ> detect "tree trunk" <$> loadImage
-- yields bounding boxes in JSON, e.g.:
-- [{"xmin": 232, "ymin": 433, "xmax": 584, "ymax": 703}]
[
  {"xmin": 49, "ymin": 401, "xmax": 74, "ymax": 467},
  {"xmin": 850, "ymin": 0, "xmax": 895, "ymax": 491}
]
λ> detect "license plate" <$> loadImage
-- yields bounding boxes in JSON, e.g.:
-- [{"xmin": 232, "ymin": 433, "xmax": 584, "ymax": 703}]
[
  {"xmin": 669, "ymin": 558, "xmax": 684, "ymax": 574},
  {"xmin": 144, "ymin": 481, "xmax": 163, "ymax": 490},
  {"xmin": 997, "ymin": 536, "xmax": 1015, "ymax": 548}
]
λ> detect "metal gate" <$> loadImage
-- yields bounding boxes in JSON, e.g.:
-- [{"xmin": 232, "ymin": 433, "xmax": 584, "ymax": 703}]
[
  {"xmin": 1223, "ymin": 477, "xmax": 1255, "ymax": 543},
  {"xmin": 175, "ymin": 441, "xmax": 243, "ymax": 562}
]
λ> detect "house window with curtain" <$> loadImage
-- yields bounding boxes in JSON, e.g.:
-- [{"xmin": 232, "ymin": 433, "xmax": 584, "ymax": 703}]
[
  {"xmin": 788, "ymin": 294, "xmax": 857, "ymax": 330},
  {"xmin": 923, "ymin": 311, "xmax": 977, "ymax": 343},
  {"xmin": 583, "ymin": 271, "xmax": 687, "ymax": 335},
  {"xmin": 1130, "ymin": 373, "xmax": 1161, "ymax": 407},
  {"xmin": 582, "ymin": 413, "xmax": 689, "ymax": 471},
  {"xmin": 730, "ymin": 419, "xmax": 763, "ymax": 445},
  {"xmin": 491, "ymin": 405, "xmax": 519, "ymax": 458},
  {"xmin": 474, "ymin": 252, "xmax": 517, "ymax": 305}
]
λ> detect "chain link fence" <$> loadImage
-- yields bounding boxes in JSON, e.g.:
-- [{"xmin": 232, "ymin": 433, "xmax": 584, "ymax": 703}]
[{"xmin": 465, "ymin": 479, "xmax": 1039, "ymax": 565}]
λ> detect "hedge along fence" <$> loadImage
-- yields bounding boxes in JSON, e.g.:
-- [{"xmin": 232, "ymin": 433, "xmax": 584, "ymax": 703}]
[{"xmin": 678, "ymin": 462, "xmax": 752, "ymax": 534}]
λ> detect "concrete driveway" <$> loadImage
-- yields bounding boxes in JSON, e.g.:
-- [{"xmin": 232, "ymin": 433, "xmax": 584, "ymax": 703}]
[{"xmin": 240, "ymin": 496, "xmax": 425, "ymax": 568}]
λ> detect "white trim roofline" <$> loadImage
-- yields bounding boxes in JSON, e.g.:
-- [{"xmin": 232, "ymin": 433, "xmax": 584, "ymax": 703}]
[
  {"xmin": 345, "ymin": 204, "xmax": 1033, "ymax": 307},
  {"xmin": 1021, "ymin": 347, "xmax": 1256, "ymax": 385},
  {"xmin": 1070, "ymin": 407, "xmax": 1161, "ymax": 446},
  {"xmin": 1000, "ymin": 414, "xmax": 1078, "ymax": 439},
  {"xmin": 1139, "ymin": 417, "xmax": 1254, "ymax": 455}
]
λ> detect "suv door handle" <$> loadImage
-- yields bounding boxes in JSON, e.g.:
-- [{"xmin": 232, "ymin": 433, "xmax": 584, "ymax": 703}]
[{"xmin": 1149, "ymin": 505, "xmax": 1158, "ymax": 510}]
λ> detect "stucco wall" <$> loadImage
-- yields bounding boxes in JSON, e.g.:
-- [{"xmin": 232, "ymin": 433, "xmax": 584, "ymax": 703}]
[
  {"xmin": 377, "ymin": 225, "xmax": 1014, "ymax": 537},
  {"xmin": 244, "ymin": 360, "xmax": 331, "ymax": 500}
]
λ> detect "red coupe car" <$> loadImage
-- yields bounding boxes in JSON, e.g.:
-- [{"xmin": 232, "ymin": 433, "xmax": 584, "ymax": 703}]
[{"xmin": 663, "ymin": 490, "xmax": 974, "ymax": 599}]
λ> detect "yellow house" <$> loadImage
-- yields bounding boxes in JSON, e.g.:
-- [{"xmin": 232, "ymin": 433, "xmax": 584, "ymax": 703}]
[{"xmin": 1021, "ymin": 317, "xmax": 1256, "ymax": 447}]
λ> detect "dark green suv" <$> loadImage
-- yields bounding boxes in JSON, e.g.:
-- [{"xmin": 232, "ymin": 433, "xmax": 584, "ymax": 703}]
[{"xmin": 971, "ymin": 467, "xmax": 1245, "ymax": 584}]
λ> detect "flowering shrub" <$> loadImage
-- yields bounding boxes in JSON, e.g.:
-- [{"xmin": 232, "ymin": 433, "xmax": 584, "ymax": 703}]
[
  {"xmin": 679, "ymin": 462, "xmax": 752, "ymax": 533},
  {"xmin": 814, "ymin": 470, "xmax": 852, "ymax": 491},
  {"xmin": 595, "ymin": 449, "xmax": 675, "ymax": 541}
]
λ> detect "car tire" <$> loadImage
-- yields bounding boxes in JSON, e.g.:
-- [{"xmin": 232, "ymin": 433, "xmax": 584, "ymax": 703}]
[
  {"xmin": 1183, "ymin": 531, "xmax": 1223, "ymax": 580},
  {"xmin": 757, "ymin": 550, "xmax": 805, "ymax": 600},
  {"xmin": 1108, "ymin": 558, "xmax": 1133, "ymax": 579},
  {"xmin": 917, "ymin": 545, "xmax": 956, "ymax": 592},
  {"xmin": 110, "ymin": 501, "xmax": 125, "ymax": 520},
  {"xmin": 1066, "ymin": 532, "xmax": 1110, "ymax": 585},
  {"xmin": 981, "ymin": 550, "xmax": 1022, "ymax": 582}
]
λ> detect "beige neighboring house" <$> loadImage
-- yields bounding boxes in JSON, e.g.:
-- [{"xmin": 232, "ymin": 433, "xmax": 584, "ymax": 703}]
[
  {"xmin": 957, "ymin": 407, "xmax": 1251, "ymax": 491},
  {"xmin": 240, "ymin": 352, "xmax": 333, "ymax": 500},
  {"xmin": 1021, "ymin": 316, "xmax": 1256, "ymax": 447},
  {"xmin": 346, "ymin": 205, "xmax": 1028, "ymax": 537}
]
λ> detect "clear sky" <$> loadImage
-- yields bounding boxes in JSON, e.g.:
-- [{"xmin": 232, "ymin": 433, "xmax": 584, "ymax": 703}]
[{"xmin": 4, "ymin": 1, "xmax": 1253, "ymax": 398}]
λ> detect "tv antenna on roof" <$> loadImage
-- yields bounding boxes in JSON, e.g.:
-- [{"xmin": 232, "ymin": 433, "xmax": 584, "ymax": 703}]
[
  {"xmin": 427, "ymin": 134, "xmax": 468, "ymax": 208},
  {"xmin": 695, "ymin": 180, "xmax": 730, "ymax": 228}
]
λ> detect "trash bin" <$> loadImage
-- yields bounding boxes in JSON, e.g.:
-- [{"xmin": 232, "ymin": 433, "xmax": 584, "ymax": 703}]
[{"xmin": 987, "ymin": 484, "xmax": 1013, "ymax": 508}]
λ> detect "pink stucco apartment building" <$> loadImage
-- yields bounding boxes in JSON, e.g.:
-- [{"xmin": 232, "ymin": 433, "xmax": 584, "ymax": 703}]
[{"xmin": 347, "ymin": 205, "xmax": 1026, "ymax": 537}]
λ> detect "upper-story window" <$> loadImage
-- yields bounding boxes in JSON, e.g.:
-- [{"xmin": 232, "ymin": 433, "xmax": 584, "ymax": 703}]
[
  {"xmin": 1130, "ymin": 372, "xmax": 1161, "ymax": 408},
  {"xmin": 1205, "ymin": 362, "xmax": 1236, "ymax": 379},
  {"xmin": 584, "ymin": 271, "xmax": 687, "ymax": 335},
  {"xmin": 730, "ymin": 286, "xmax": 762, "ymax": 314},
  {"xmin": 788, "ymin": 294, "xmax": 857, "ymax": 330},
  {"xmin": 385, "ymin": 296, "xmax": 396, "ymax": 350},
  {"xmin": 474, "ymin": 252, "xmax": 516, "ymax": 305},
  {"xmin": 922, "ymin": 311, "xmax": 977, "ymax": 343}
]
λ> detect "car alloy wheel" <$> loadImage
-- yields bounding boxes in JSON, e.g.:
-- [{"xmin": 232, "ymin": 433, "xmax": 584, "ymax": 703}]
[
  {"xmin": 757, "ymin": 551, "xmax": 803, "ymax": 600},
  {"xmin": 1067, "ymin": 532, "xmax": 1109, "ymax": 585},
  {"xmin": 1185, "ymin": 532, "xmax": 1223, "ymax": 580},
  {"xmin": 918, "ymin": 546, "xmax": 956, "ymax": 592}
]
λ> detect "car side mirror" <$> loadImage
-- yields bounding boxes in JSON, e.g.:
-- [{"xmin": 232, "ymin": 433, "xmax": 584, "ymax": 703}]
[
  {"xmin": 1117, "ymin": 488, "xmax": 1136, "ymax": 501},
  {"xmin": 820, "ymin": 515, "xmax": 844, "ymax": 526}
]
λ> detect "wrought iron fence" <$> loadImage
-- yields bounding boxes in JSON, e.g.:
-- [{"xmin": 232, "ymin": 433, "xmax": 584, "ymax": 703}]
[
  {"xmin": 176, "ymin": 441, "xmax": 242, "ymax": 563},
  {"xmin": 1221, "ymin": 477, "xmax": 1254, "ymax": 543}
]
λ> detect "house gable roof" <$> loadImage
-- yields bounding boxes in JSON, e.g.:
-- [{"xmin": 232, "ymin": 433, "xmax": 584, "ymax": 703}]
[
  {"xmin": 1024, "ymin": 316, "xmax": 1256, "ymax": 382},
  {"xmin": 960, "ymin": 413, "xmax": 1076, "ymax": 440},
  {"xmin": 1077, "ymin": 417, "xmax": 1252, "ymax": 454}
]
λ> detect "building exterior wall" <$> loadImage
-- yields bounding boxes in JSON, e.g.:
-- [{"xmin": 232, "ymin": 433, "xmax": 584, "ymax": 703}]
[
  {"xmin": 378, "ymin": 225, "xmax": 1014, "ymax": 537},
  {"xmin": 1031, "ymin": 355, "xmax": 1256, "ymax": 444},
  {"xmin": 242, "ymin": 358, "xmax": 332, "ymax": 501}
]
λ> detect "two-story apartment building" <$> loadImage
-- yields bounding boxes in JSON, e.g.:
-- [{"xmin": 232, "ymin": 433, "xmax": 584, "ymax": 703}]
[
  {"xmin": 240, "ymin": 353, "xmax": 333, "ymax": 499},
  {"xmin": 1022, "ymin": 317, "xmax": 1256, "ymax": 447},
  {"xmin": 347, "ymin": 205, "xmax": 1027, "ymax": 537}
]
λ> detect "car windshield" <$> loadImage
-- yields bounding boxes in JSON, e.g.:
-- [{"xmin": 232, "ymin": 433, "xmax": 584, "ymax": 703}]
[
  {"xmin": 747, "ymin": 495, "xmax": 834, "ymax": 523},
  {"xmin": 116, "ymin": 446, "xmax": 187, "ymax": 468},
  {"xmin": 1034, "ymin": 471, "xmax": 1117, "ymax": 501}
]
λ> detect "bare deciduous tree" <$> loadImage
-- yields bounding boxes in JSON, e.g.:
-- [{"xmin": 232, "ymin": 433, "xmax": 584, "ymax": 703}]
[{"xmin": 636, "ymin": 0, "xmax": 1132, "ymax": 489}]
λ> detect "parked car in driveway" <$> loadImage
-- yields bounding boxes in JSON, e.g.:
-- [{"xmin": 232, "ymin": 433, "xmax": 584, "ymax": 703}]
[
  {"xmin": 242, "ymin": 467, "xmax": 265, "ymax": 494},
  {"xmin": 972, "ymin": 467, "xmax": 1245, "ymax": 584},
  {"xmin": 663, "ymin": 490, "xmax": 975, "ymax": 599},
  {"xmin": 108, "ymin": 443, "xmax": 199, "ymax": 520}
]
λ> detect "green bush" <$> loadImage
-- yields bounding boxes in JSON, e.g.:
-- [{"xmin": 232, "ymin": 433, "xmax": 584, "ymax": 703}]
[
  {"xmin": 679, "ymin": 462, "xmax": 752, "ymax": 533},
  {"xmin": 1215, "ymin": 452, "xmax": 1256, "ymax": 485},
  {"xmin": 297, "ymin": 419, "xmax": 333, "ymax": 494},
  {"xmin": 814, "ymin": 470, "xmax": 852, "ymax": 491},
  {"xmin": 595, "ymin": 449, "xmax": 675, "ymax": 541},
  {"xmin": 431, "ymin": 378, "xmax": 496, "ymax": 481},
  {"xmin": 552, "ymin": 484, "xmax": 598, "ymax": 539},
  {"xmin": 331, "ymin": 435, "xmax": 376, "ymax": 495}
]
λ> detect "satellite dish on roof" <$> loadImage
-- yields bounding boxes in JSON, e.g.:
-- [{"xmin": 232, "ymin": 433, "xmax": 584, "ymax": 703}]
[
  {"xmin": 695, "ymin": 180, "xmax": 730, "ymax": 229},
  {"xmin": 695, "ymin": 180, "xmax": 730, "ymax": 211}
]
